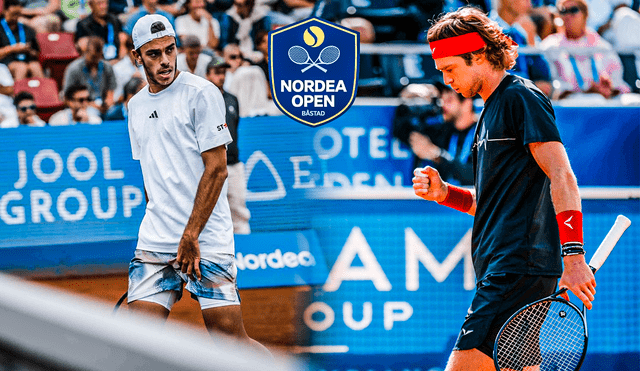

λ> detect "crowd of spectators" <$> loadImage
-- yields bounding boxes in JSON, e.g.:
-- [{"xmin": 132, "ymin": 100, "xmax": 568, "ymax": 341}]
[
  {"xmin": 386, "ymin": 0, "xmax": 640, "ymax": 183},
  {"xmin": 0, "ymin": 0, "xmax": 637, "ymax": 128}
]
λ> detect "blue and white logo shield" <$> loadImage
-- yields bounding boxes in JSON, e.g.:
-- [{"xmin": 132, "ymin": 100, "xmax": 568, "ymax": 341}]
[{"xmin": 269, "ymin": 17, "xmax": 359, "ymax": 127}]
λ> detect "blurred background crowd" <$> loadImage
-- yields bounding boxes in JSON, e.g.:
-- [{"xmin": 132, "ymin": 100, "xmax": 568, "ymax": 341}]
[{"xmin": 0, "ymin": 0, "xmax": 637, "ymax": 130}]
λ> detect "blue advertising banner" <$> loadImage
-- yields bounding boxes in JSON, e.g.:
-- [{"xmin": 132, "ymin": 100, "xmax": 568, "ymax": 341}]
[
  {"xmin": 0, "ymin": 105, "xmax": 638, "ymax": 371},
  {"xmin": 240, "ymin": 105, "xmax": 640, "ymax": 233},
  {"xmin": 234, "ymin": 230, "xmax": 328, "ymax": 288},
  {"xmin": 555, "ymin": 106, "xmax": 640, "ymax": 187},
  {"xmin": 304, "ymin": 203, "xmax": 639, "ymax": 367},
  {"xmin": 1, "ymin": 105, "xmax": 635, "ymax": 244},
  {"xmin": 0, "ymin": 124, "xmax": 144, "ymax": 247},
  {"xmin": 234, "ymin": 104, "xmax": 639, "ymax": 370},
  {"xmin": 0, "ymin": 124, "xmax": 327, "ymax": 288}
]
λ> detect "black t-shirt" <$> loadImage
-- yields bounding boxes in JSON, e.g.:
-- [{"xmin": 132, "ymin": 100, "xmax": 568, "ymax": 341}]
[
  {"xmin": 417, "ymin": 121, "xmax": 475, "ymax": 186},
  {"xmin": 0, "ymin": 20, "xmax": 39, "ymax": 64},
  {"xmin": 75, "ymin": 15, "xmax": 123, "ymax": 60},
  {"xmin": 437, "ymin": 124, "xmax": 475, "ymax": 186},
  {"xmin": 223, "ymin": 91, "xmax": 240, "ymax": 165},
  {"xmin": 472, "ymin": 74, "xmax": 562, "ymax": 282}
]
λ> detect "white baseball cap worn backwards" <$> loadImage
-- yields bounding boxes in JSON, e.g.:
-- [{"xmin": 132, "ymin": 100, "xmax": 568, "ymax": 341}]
[{"xmin": 132, "ymin": 14, "xmax": 176, "ymax": 50}]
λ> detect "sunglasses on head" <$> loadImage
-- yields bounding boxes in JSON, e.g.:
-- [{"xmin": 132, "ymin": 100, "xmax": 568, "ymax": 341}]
[
  {"xmin": 559, "ymin": 6, "xmax": 581, "ymax": 15},
  {"xmin": 17, "ymin": 104, "xmax": 36, "ymax": 112}
]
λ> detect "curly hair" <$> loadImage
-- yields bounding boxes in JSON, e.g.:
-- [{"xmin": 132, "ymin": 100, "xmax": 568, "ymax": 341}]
[{"xmin": 427, "ymin": 7, "xmax": 518, "ymax": 71}]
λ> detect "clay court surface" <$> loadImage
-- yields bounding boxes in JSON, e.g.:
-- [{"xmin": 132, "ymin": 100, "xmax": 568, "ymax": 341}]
[{"xmin": 28, "ymin": 274, "xmax": 310, "ymax": 352}]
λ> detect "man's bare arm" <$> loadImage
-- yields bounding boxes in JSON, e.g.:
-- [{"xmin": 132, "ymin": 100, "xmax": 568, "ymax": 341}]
[
  {"xmin": 529, "ymin": 141, "xmax": 596, "ymax": 309},
  {"xmin": 176, "ymin": 145, "xmax": 228, "ymax": 279},
  {"xmin": 412, "ymin": 166, "xmax": 477, "ymax": 216}
]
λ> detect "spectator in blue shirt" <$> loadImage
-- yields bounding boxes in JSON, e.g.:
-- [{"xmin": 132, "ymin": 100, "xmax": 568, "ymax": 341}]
[
  {"xmin": 490, "ymin": 0, "xmax": 553, "ymax": 96},
  {"xmin": 104, "ymin": 76, "xmax": 145, "ymax": 121},
  {"xmin": 124, "ymin": 0, "xmax": 177, "ymax": 35}
]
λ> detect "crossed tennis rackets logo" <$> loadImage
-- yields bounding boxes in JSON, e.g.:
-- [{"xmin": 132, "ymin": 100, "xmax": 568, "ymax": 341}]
[
  {"xmin": 288, "ymin": 45, "xmax": 340, "ymax": 73},
  {"xmin": 269, "ymin": 17, "xmax": 359, "ymax": 126}
]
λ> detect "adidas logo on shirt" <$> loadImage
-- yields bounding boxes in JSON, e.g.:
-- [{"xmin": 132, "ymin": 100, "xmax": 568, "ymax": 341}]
[{"xmin": 149, "ymin": 110, "xmax": 158, "ymax": 119}]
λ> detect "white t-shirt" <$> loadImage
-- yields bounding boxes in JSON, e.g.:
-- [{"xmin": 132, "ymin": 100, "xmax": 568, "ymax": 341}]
[
  {"xmin": 175, "ymin": 14, "xmax": 220, "ymax": 48},
  {"xmin": 113, "ymin": 57, "xmax": 146, "ymax": 103},
  {"xmin": 48, "ymin": 108, "xmax": 102, "ymax": 126},
  {"xmin": 127, "ymin": 72, "xmax": 234, "ymax": 257},
  {"xmin": 0, "ymin": 63, "xmax": 18, "ymax": 128},
  {"xmin": 177, "ymin": 53, "xmax": 212, "ymax": 78}
]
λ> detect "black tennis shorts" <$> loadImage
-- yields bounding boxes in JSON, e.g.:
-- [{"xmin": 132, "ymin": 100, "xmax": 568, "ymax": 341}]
[{"xmin": 454, "ymin": 273, "xmax": 558, "ymax": 359}]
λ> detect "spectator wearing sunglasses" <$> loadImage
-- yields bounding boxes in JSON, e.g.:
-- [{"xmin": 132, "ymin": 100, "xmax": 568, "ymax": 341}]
[
  {"xmin": 62, "ymin": 36, "xmax": 117, "ymax": 115},
  {"xmin": 49, "ymin": 84, "xmax": 102, "ymax": 126},
  {"xmin": 220, "ymin": 42, "xmax": 276, "ymax": 117},
  {"xmin": 222, "ymin": 43, "xmax": 248, "ymax": 90},
  {"xmin": 14, "ymin": 91, "xmax": 44, "ymax": 126},
  {"xmin": 222, "ymin": 43, "xmax": 244, "ymax": 72},
  {"xmin": 540, "ymin": 0, "xmax": 631, "ymax": 100}
]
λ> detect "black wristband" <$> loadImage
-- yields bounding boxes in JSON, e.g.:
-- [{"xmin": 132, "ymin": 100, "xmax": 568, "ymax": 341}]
[{"xmin": 561, "ymin": 242, "xmax": 586, "ymax": 257}]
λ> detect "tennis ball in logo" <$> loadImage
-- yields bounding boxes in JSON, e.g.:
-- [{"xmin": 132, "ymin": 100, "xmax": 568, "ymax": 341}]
[
  {"xmin": 61, "ymin": 0, "xmax": 91, "ymax": 20},
  {"xmin": 303, "ymin": 26, "xmax": 325, "ymax": 48}
]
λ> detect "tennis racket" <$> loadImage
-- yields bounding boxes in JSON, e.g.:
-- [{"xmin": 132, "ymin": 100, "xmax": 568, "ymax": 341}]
[
  {"xmin": 300, "ymin": 46, "xmax": 340, "ymax": 73},
  {"xmin": 288, "ymin": 46, "xmax": 328, "ymax": 72},
  {"xmin": 113, "ymin": 291, "xmax": 128, "ymax": 314},
  {"xmin": 493, "ymin": 215, "xmax": 631, "ymax": 371}
]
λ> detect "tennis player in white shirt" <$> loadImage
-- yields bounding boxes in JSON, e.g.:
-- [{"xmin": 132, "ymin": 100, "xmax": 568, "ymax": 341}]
[{"xmin": 126, "ymin": 14, "xmax": 268, "ymax": 355}]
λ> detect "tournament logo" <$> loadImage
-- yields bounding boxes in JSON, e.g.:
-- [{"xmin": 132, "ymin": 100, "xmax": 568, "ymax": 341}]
[
  {"xmin": 61, "ymin": 0, "xmax": 91, "ymax": 20},
  {"xmin": 269, "ymin": 18, "xmax": 359, "ymax": 127}
]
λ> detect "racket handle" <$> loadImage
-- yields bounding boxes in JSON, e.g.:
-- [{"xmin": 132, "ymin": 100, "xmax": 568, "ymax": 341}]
[{"xmin": 588, "ymin": 215, "xmax": 631, "ymax": 273}]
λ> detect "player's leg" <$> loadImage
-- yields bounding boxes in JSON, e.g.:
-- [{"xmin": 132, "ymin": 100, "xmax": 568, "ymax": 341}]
[
  {"xmin": 449, "ymin": 273, "xmax": 556, "ymax": 371},
  {"xmin": 200, "ymin": 304, "xmax": 270, "ymax": 356},
  {"xmin": 127, "ymin": 250, "xmax": 184, "ymax": 320},
  {"xmin": 184, "ymin": 253, "xmax": 271, "ymax": 356},
  {"xmin": 128, "ymin": 291, "xmax": 177, "ymax": 320},
  {"xmin": 444, "ymin": 349, "xmax": 495, "ymax": 371},
  {"xmin": 201, "ymin": 303, "xmax": 246, "ymax": 336}
]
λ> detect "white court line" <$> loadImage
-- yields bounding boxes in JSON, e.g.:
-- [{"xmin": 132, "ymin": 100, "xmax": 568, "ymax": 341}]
[
  {"xmin": 292, "ymin": 345, "xmax": 350, "ymax": 354},
  {"xmin": 309, "ymin": 187, "xmax": 640, "ymax": 200}
]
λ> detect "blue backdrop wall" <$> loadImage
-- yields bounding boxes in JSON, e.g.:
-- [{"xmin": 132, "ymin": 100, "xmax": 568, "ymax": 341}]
[{"xmin": 0, "ymin": 105, "xmax": 638, "ymax": 370}]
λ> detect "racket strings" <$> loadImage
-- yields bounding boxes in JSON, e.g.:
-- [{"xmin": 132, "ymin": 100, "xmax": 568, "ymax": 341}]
[
  {"xmin": 319, "ymin": 46, "xmax": 340, "ymax": 64},
  {"xmin": 288, "ymin": 46, "xmax": 309, "ymax": 64},
  {"xmin": 496, "ymin": 300, "xmax": 586, "ymax": 371}
]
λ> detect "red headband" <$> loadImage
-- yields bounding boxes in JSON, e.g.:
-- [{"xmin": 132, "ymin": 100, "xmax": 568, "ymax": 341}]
[{"xmin": 429, "ymin": 32, "xmax": 487, "ymax": 59}]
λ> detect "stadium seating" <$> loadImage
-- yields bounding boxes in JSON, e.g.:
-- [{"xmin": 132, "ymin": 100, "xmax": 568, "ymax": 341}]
[
  {"xmin": 312, "ymin": 0, "xmax": 424, "ymax": 42},
  {"xmin": 14, "ymin": 77, "xmax": 65, "ymax": 122},
  {"xmin": 357, "ymin": 54, "xmax": 387, "ymax": 96},
  {"xmin": 36, "ymin": 32, "xmax": 80, "ymax": 91},
  {"xmin": 378, "ymin": 51, "xmax": 440, "ymax": 96}
]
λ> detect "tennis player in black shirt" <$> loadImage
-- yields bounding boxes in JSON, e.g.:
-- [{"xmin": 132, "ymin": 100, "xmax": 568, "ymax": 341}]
[{"xmin": 412, "ymin": 7, "xmax": 596, "ymax": 371}]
